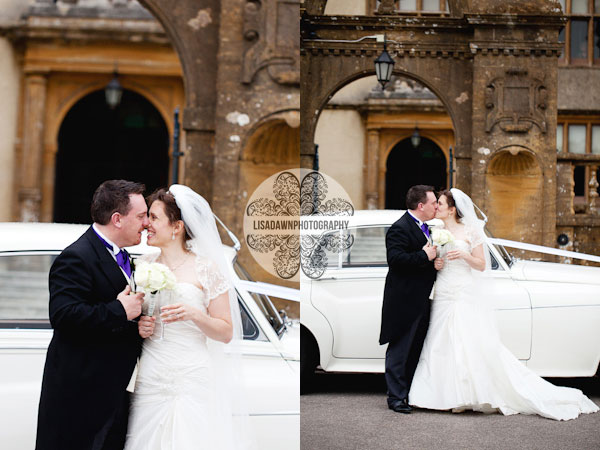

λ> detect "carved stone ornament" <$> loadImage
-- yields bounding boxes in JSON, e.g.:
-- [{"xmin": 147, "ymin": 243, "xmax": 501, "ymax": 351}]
[
  {"xmin": 242, "ymin": 0, "xmax": 300, "ymax": 85},
  {"xmin": 485, "ymin": 69, "xmax": 548, "ymax": 134},
  {"xmin": 376, "ymin": 0, "xmax": 397, "ymax": 15}
]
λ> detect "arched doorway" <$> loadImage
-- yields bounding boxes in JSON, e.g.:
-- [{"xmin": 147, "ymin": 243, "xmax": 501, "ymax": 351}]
[
  {"xmin": 53, "ymin": 89, "xmax": 169, "ymax": 223},
  {"xmin": 314, "ymin": 74, "xmax": 454, "ymax": 209},
  {"xmin": 385, "ymin": 137, "xmax": 447, "ymax": 210}
]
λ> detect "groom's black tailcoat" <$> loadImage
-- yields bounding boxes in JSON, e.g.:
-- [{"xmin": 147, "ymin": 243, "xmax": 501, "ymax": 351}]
[
  {"xmin": 36, "ymin": 227, "xmax": 142, "ymax": 450},
  {"xmin": 380, "ymin": 212, "xmax": 436, "ymax": 403}
]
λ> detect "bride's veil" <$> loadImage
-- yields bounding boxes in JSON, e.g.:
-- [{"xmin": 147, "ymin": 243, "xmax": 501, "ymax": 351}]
[
  {"xmin": 450, "ymin": 187, "xmax": 492, "ymax": 273},
  {"xmin": 169, "ymin": 184, "xmax": 254, "ymax": 450}
]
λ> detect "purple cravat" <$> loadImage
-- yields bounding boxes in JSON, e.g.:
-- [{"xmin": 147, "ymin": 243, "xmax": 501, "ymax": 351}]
[
  {"xmin": 115, "ymin": 249, "xmax": 132, "ymax": 278},
  {"xmin": 93, "ymin": 230, "xmax": 132, "ymax": 277},
  {"xmin": 420, "ymin": 223, "xmax": 430, "ymax": 238},
  {"xmin": 409, "ymin": 214, "xmax": 430, "ymax": 238}
]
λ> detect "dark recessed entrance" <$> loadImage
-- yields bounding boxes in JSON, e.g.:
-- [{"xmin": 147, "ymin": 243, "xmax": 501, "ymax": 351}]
[
  {"xmin": 54, "ymin": 89, "xmax": 169, "ymax": 223},
  {"xmin": 385, "ymin": 137, "xmax": 447, "ymax": 210}
]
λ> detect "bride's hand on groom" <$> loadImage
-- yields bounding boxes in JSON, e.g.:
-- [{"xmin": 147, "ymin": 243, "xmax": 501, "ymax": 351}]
[{"xmin": 434, "ymin": 257, "xmax": 444, "ymax": 271}]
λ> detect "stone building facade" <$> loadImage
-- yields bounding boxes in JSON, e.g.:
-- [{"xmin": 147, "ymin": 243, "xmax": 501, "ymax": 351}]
[
  {"xmin": 303, "ymin": 0, "xmax": 600, "ymax": 261},
  {"xmin": 0, "ymin": 0, "xmax": 300, "ymax": 311}
]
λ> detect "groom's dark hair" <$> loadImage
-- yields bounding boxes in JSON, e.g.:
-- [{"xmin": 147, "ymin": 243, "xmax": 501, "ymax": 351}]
[
  {"xmin": 91, "ymin": 180, "xmax": 146, "ymax": 225},
  {"xmin": 406, "ymin": 185, "xmax": 435, "ymax": 210}
]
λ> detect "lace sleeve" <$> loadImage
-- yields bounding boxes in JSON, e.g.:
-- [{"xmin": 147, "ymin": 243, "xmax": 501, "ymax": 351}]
[
  {"xmin": 466, "ymin": 223, "xmax": 485, "ymax": 249},
  {"xmin": 196, "ymin": 256, "xmax": 231, "ymax": 301}
]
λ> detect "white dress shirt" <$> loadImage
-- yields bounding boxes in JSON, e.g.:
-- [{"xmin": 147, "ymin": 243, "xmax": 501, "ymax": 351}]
[{"xmin": 92, "ymin": 224, "xmax": 131, "ymax": 281}]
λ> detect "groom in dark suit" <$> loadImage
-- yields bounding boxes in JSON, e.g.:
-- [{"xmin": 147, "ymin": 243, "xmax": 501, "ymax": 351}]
[
  {"xmin": 380, "ymin": 185, "xmax": 443, "ymax": 413},
  {"xmin": 36, "ymin": 180, "xmax": 149, "ymax": 450}
]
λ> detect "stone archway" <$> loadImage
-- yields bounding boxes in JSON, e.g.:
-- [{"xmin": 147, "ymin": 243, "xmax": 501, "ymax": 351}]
[
  {"xmin": 137, "ymin": 0, "xmax": 220, "ymax": 200},
  {"xmin": 314, "ymin": 73, "xmax": 456, "ymax": 209},
  {"xmin": 301, "ymin": 19, "xmax": 474, "ymax": 192},
  {"xmin": 301, "ymin": 0, "xmax": 563, "ymax": 246},
  {"xmin": 239, "ymin": 117, "xmax": 300, "ymax": 202},
  {"xmin": 53, "ymin": 89, "xmax": 169, "ymax": 224}
]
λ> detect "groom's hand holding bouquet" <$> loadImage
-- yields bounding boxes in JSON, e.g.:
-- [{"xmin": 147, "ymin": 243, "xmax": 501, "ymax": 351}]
[
  {"xmin": 133, "ymin": 261, "xmax": 177, "ymax": 339},
  {"xmin": 431, "ymin": 227, "xmax": 454, "ymax": 270}
]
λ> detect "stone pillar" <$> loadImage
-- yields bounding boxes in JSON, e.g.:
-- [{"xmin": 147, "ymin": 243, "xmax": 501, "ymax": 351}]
[
  {"xmin": 182, "ymin": 106, "xmax": 216, "ymax": 203},
  {"xmin": 365, "ymin": 129, "xmax": 379, "ymax": 210},
  {"xmin": 18, "ymin": 72, "xmax": 47, "ymax": 222},
  {"xmin": 589, "ymin": 165, "xmax": 599, "ymax": 214},
  {"xmin": 556, "ymin": 162, "xmax": 574, "ymax": 215}
]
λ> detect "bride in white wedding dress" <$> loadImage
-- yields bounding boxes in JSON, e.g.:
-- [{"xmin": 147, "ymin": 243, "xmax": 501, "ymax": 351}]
[
  {"xmin": 408, "ymin": 188, "xmax": 598, "ymax": 421},
  {"xmin": 125, "ymin": 185, "xmax": 252, "ymax": 450}
]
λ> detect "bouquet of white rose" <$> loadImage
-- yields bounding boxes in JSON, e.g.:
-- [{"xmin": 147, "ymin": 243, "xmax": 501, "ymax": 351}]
[
  {"xmin": 431, "ymin": 228, "xmax": 455, "ymax": 257},
  {"xmin": 133, "ymin": 261, "xmax": 176, "ymax": 316},
  {"xmin": 431, "ymin": 228, "xmax": 454, "ymax": 246}
]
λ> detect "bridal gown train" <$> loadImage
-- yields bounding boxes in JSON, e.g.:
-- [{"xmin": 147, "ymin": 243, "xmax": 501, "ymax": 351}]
[
  {"xmin": 408, "ymin": 238, "xmax": 599, "ymax": 421},
  {"xmin": 125, "ymin": 253, "xmax": 238, "ymax": 450}
]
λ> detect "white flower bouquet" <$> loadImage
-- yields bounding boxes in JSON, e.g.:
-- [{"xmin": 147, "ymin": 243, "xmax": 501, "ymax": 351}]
[
  {"xmin": 431, "ymin": 228, "xmax": 455, "ymax": 257},
  {"xmin": 133, "ymin": 261, "xmax": 176, "ymax": 317},
  {"xmin": 134, "ymin": 261, "xmax": 177, "ymax": 294},
  {"xmin": 431, "ymin": 228, "xmax": 455, "ymax": 247}
]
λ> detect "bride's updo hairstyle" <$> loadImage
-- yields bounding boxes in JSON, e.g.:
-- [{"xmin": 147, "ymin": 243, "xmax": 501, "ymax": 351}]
[
  {"xmin": 146, "ymin": 188, "xmax": 192, "ymax": 242},
  {"xmin": 439, "ymin": 189, "xmax": 463, "ymax": 220}
]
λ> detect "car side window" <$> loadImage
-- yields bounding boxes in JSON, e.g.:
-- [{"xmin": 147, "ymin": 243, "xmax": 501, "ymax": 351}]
[
  {"xmin": 307, "ymin": 231, "xmax": 346, "ymax": 270},
  {"xmin": 341, "ymin": 226, "xmax": 389, "ymax": 268},
  {"xmin": 490, "ymin": 251, "xmax": 501, "ymax": 270},
  {"xmin": 238, "ymin": 293, "xmax": 268, "ymax": 341},
  {"xmin": 0, "ymin": 253, "xmax": 56, "ymax": 328}
]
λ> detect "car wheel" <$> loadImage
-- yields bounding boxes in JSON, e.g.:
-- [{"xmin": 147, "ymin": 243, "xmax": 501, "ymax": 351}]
[{"xmin": 301, "ymin": 326, "xmax": 319, "ymax": 394}]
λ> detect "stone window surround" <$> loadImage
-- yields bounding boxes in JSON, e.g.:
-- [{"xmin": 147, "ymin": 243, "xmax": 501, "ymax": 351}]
[
  {"xmin": 557, "ymin": 116, "xmax": 600, "ymax": 213},
  {"xmin": 366, "ymin": 0, "xmax": 449, "ymax": 15},
  {"xmin": 558, "ymin": 0, "xmax": 600, "ymax": 66}
]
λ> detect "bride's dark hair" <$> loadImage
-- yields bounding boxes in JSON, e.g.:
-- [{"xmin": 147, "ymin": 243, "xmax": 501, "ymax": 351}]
[
  {"xmin": 439, "ymin": 189, "xmax": 463, "ymax": 219},
  {"xmin": 147, "ymin": 188, "xmax": 192, "ymax": 241}
]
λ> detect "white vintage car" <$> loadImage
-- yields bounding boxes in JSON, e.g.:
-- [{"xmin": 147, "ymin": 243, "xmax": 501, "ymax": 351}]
[
  {"xmin": 300, "ymin": 210, "xmax": 600, "ymax": 387},
  {"xmin": 0, "ymin": 223, "xmax": 299, "ymax": 450}
]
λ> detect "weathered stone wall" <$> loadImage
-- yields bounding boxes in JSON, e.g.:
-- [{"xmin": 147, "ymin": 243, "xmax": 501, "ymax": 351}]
[
  {"xmin": 470, "ymin": 20, "xmax": 561, "ymax": 248},
  {"xmin": 301, "ymin": 0, "xmax": 565, "ymax": 252},
  {"xmin": 139, "ymin": 0, "xmax": 300, "ymax": 315}
]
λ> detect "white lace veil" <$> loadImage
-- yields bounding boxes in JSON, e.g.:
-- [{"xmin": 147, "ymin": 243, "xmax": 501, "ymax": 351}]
[
  {"xmin": 450, "ymin": 188, "xmax": 492, "ymax": 272},
  {"xmin": 169, "ymin": 184, "xmax": 253, "ymax": 450}
]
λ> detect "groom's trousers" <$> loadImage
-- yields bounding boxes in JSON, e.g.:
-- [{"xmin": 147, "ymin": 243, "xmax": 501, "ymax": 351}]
[
  {"xmin": 98, "ymin": 391, "xmax": 130, "ymax": 450},
  {"xmin": 385, "ymin": 305, "xmax": 430, "ymax": 405}
]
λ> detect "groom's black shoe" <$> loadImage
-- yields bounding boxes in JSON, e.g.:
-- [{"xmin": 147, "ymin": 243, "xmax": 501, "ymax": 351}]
[{"xmin": 388, "ymin": 398, "xmax": 412, "ymax": 414}]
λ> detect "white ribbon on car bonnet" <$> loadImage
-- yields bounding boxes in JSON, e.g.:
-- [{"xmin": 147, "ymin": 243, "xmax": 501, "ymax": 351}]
[
  {"xmin": 235, "ymin": 280, "xmax": 300, "ymax": 302},
  {"xmin": 488, "ymin": 238, "xmax": 600, "ymax": 264}
]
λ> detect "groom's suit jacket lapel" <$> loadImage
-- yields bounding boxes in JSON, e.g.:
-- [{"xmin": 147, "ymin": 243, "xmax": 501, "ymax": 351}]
[
  {"xmin": 402, "ymin": 212, "xmax": 428, "ymax": 249},
  {"xmin": 83, "ymin": 227, "xmax": 128, "ymax": 294}
]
